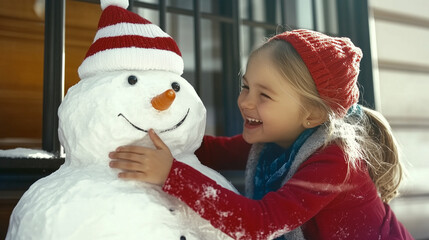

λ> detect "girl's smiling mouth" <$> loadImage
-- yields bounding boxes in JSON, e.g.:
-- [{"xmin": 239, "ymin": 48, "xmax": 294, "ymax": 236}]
[
  {"xmin": 118, "ymin": 108, "xmax": 190, "ymax": 133},
  {"xmin": 245, "ymin": 117, "xmax": 263, "ymax": 128}
]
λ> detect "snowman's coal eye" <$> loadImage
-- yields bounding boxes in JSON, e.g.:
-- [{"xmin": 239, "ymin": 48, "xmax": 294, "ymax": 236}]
[
  {"xmin": 128, "ymin": 75, "xmax": 138, "ymax": 85},
  {"xmin": 171, "ymin": 82, "xmax": 180, "ymax": 92}
]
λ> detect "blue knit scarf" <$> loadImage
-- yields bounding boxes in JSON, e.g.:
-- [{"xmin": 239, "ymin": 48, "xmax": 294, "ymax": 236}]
[
  {"xmin": 252, "ymin": 128, "xmax": 317, "ymax": 240},
  {"xmin": 252, "ymin": 127, "xmax": 318, "ymax": 200}
]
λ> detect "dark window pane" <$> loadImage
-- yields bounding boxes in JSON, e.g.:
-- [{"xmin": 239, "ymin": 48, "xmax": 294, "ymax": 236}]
[
  {"xmin": 240, "ymin": 0, "xmax": 283, "ymax": 24},
  {"xmin": 168, "ymin": 0, "xmax": 193, "ymax": 11},
  {"xmin": 200, "ymin": 19, "xmax": 223, "ymax": 135}
]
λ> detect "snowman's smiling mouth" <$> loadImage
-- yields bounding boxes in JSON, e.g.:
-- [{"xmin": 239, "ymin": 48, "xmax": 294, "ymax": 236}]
[{"xmin": 118, "ymin": 108, "xmax": 190, "ymax": 133}]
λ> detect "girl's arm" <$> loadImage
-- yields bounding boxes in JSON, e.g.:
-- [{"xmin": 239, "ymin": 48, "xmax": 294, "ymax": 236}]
[
  {"xmin": 195, "ymin": 135, "xmax": 251, "ymax": 170},
  {"xmin": 163, "ymin": 145, "xmax": 350, "ymax": 240},
  {"xmin": 109, "ymin": 132, "xmax": 250, "ymax": 185}
]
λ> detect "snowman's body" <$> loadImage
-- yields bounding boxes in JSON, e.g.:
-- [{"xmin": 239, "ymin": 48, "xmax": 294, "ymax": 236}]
[{"xmin": 6, "ymin": 70, "xmax": 235, "ymax": 240}]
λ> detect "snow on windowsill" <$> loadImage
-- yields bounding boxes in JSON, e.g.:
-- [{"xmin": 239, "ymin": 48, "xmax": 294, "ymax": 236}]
[{"xmin": 0, "ymin": 148, "xmax": 55, "ymax": 159}]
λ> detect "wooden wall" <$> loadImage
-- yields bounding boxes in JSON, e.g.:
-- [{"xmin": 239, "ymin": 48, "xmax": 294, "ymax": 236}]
[
  {"xmin": 0, "ymin": 0, "xmax": 101, "ymax": 237},
  {"xmin": 0, "ymin": 0, "xmax": 100, "ymax": 149}
]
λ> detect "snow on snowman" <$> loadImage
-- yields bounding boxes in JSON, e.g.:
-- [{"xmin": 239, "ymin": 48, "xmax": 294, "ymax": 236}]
[{"xmin": 6, "ymin": 0, "xmax": 236, "ymax": 239}]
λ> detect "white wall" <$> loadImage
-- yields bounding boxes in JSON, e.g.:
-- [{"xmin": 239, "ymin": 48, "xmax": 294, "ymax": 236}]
[{"xmin": 369, "ymin": 0, "xmax": 429, "ymax": 238}]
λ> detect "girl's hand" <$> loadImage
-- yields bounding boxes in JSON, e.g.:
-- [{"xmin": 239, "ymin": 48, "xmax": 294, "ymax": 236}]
[{"xmin": 109, "ymin": 129, "xmax": 173, "ymax": 186}]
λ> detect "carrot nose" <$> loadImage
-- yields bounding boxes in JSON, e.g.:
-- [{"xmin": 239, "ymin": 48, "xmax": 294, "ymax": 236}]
[{"xmin": 151, "ymin": 89, "xmax": 176, "ymax": 111}]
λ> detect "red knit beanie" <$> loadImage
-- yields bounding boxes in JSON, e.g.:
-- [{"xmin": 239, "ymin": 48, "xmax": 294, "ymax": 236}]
[{"xmin": 269, "ymin": 29, "xmax": 362, "ymax": 118}]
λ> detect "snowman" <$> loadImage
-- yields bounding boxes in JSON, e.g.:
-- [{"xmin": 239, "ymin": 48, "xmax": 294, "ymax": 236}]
[{"xmin": 6, "ymin": 0, "xmax": 235, "ymax": 239}]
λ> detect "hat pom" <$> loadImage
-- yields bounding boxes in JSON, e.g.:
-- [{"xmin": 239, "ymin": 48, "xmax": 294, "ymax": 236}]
[{"xmin": 100, "ymin": 0, "xmax": 129, "ymax": 10}]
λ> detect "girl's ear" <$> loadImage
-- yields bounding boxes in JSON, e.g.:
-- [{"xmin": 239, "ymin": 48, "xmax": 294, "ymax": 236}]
[{"xmin": 302, "ymin": 106, "xmax": 327, "ymax": 128}]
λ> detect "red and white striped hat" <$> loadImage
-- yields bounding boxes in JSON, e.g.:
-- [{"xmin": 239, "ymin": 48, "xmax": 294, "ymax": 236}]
[{"xmin": 78, "ymin": 0, "xmax": 183, "ymax": 79}]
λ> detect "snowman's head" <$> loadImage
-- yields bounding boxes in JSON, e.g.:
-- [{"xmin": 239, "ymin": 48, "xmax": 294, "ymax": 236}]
[
  {"xmin": 58, "ymin": 70, "xmax": 206, "ymax": 166},
  {"xmin": 58, "ymin": 0, "xmax": 207, "ymax": 167}
]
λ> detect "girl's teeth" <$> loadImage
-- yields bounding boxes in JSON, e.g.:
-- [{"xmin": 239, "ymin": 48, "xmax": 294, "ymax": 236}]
[{"xmin": 247, "ymin": 118, "xmax": 262, "ymax": 124}]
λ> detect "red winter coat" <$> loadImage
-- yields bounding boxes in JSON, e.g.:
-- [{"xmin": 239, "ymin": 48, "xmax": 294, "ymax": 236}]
[{"xmin": 162, "ymin": 135, "xmax": 414, "ymax": 240}]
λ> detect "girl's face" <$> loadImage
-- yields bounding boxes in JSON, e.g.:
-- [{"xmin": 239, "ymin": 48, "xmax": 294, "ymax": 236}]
[{"xmin": 238, "ymin": 51, "xmax": 308, "ymax": 148}]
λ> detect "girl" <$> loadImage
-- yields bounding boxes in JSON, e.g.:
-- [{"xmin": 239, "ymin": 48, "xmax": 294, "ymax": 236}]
[{"xmin": 109, "ymin": 29, "xmax": 413, "ymax": 240}]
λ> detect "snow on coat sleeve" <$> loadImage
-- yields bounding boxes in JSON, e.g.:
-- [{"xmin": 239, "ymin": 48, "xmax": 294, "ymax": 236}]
[{"xmin": 163, "ymin": 145, "xmax": 351, "ymax": 240}]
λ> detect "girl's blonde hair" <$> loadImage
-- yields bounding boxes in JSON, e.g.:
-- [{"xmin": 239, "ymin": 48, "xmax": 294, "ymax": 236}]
[{"xmin": 252, "ymin": 39, "xmax": 403, "ymax": 203}]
